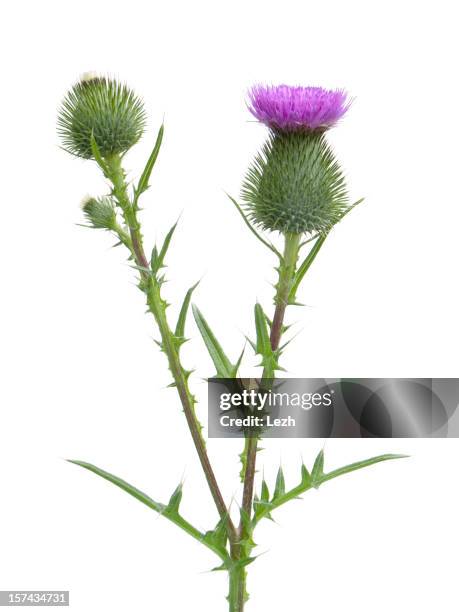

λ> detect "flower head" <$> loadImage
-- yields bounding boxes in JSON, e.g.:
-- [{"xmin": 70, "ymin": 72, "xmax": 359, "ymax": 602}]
[
  {"xmin": 57, "ymin": 76, "xmax": 146, "ymax": 159},
  {"xmin": 247, "ymin": 84, "xmax": 349, "ymax": 132}
]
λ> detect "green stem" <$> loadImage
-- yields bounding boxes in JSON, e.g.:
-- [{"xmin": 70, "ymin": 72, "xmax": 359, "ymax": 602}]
[
  {"xmin": 147, "ymin": 280, "xmax": 236, "ymax": 538},
  {"xmin": 103, "ymin": 154, "xmax": 237, "ymax": 544},
  {"xmin": 241, "ymin": 233, "xmax": 300, "ymax": 517},
  {"xmin": 270, "ymin": 232, "xmax": 301, "ymax": 349},
  {"xmin": 236, "ymin": 232, "xmax": 301, "ymax": 608},
  {"xmin": 228, "ymin": 563, "xmax": 247, "ymax": 612}
]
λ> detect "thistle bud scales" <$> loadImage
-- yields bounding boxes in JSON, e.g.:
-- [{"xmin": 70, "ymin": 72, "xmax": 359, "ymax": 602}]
[
  {"xmin": 242, "ymin": 132, "xmax": 349, "ymax": 235},
  {"xmin": 58, "ymin": 77, "xmax": 146, "ymax": 159}
]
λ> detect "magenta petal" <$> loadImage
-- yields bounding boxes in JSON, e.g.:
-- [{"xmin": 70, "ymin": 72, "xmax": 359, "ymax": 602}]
[{"xmin": 247, "ymin": 84, "xmax": 350, "ymax": 132}]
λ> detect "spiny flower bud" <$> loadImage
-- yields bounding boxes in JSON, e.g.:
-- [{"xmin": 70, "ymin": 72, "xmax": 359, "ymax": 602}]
[
  {"xmin": 58, "ymin": 76, "xmax": 146, "ymax": 159},
  {"xmin": 242, "ymin": 84, "xmax": 350, "ymax": 235},
  {"xmin": 81, "ymin": 196, "xmax": 117, "ymax": 230}
]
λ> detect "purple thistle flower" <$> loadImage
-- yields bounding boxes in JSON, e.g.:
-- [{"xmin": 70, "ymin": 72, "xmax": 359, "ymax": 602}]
[{"xmin": 247, "ymin": 84, "xmax": 350, "ymax": 132}]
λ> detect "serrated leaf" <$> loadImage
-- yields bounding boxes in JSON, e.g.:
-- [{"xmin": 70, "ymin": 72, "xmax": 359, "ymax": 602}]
[
  {"xmin": 166, "ymin": 483, "xmax": 183, "ymax": 515},
  {"xmin": 273, "ymin": 466, "xmax": 285, "ymax": 499},
  {"xmin": 150, "ymin": 245, "xmax": 159, "ymax": 267},
  {"xmin": 289, "ymin": 235, "xmax": 327, "ymax": 305},
  {"xmin": 253, "ymin": 490, "xmax": 273, "ymax": 522},
  {"xmin": 192, "ymin": 305, "xmax": 235, "ymax": 378},
  {"xmin": 301, "ymin": 464, "xmax": 311, "ymax": 486},
  {"xmin": 175, "ymin": 281, "xmax": 200, "ymax": 339},
  {"xmin": 289, "ymin": 199, "xmax": 363, "ymax": 304},
  {"xmin": 151, "ymin": 220, "xmax": 178, "ymax": 274},
  {"xmin": 234, "ymin": 346, "xmax": 245, "ymax": 376},
  {"xmin": 254, "ymin": 303, "xmax": 271, "ymax": 357},
  {"xmin": 135, "ymin": 124, "xmax": 164, "ymax": 200},
  {"xmin": 311, "ymin": 450, "xmax": 325, "ymax": 486},
  {"xmin": 67, "ymin": 459, "xmax": 165, "ymax": 513},
  {"xmin": 67, "ymin": 460, "xmax": 229, "ymax": 560},
  {"xmin": 254, "ymin": 303, "xmax": 278, "ymax": 378},
  {"xmin": 238, "ymin": 506, "xmax": 257, "ymax": 548},
  {"xmin": 317, "ymin": 453, "xmax": 408, "ymax": 486},
  {"xmin": 261, "ymin": 479, "xmax": 270, "ymax": 503},
  {"xmin": 203, "ymin": 516, "xmax": 228, "ymax": 552},
  {"xmin": 251, "ymin": 452, "xmax": 406, "ymax": 528}
]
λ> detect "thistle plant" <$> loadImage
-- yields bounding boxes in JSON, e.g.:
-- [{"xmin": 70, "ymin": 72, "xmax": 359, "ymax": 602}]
[{"xmin": 58, "ymin": 77, "xmax": 405, "ymax": 612}]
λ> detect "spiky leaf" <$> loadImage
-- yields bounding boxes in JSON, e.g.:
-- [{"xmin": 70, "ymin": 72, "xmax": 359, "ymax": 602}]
[
  {"xmin": 311, "ymin": 449, "xmax": 325, "ymax": 486},
  {"xmin": 253, "ymin": 303, "xmax": 280, "ymax": 378},
  {"xmin": 273, "ymin": 466, "xmax": 286, "ymax": 499},
  {"xmin": 319, "ymin": 453, "xmax": 408, "ymax": 485},
  {"xmin": 67, "ymin": 460, "xmax": 229, "ymax": 560},
  {"xmin": 135, "ymin": 124, "xmax": 164, "ymax": 199},
  {"xmin": 175, "ymin": 282, "xmax": 199, "ymax": 339},
  {"xmin": 67, "ymin": 459, "xmax": 165, "ymax": 512},
  {"xmin": 151, "ymin": 220, "xmax": 178, "ymax": 274},
  {"xmin": 251, "ymin": 453, "xmax": 407, "ymax": 527},
  {"xmin": 289, "ymin": 235, "xmax": 327, "ymax": 304},
  {"xmin": 166, "ymin": 483, "xmax": 183, "ymax": 515},
  {"xmin": 203, "ymin": 516, "xmax": 228, "ymax": 554},
  {"xmin": 301, "ymin": 464, "xmax": 311, "ymax": 487},
  {"xmin": 261, "ymin": 479, "xmax": 270, "ymax": 502},
  {"xmin": 289, "ymin": 198, "xmax": 363, "ymax": 304},
  {"xmin": 192, "ymin": 305, "xmax": 238, "ymax": 378}
]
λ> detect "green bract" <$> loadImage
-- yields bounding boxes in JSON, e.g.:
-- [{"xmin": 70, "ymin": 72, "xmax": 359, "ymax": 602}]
[
  {"xmin": 57, "ymin": 77, "xmax": 146, "ymax": 159},
  {"xmin": 242, "ymin": 131, "xmax": 349, "ymax": 235}
]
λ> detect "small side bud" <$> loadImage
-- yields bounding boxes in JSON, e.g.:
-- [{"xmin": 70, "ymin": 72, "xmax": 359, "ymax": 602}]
[{"xmin": 81, "ymin": 196, "xmax": 117, "ymax": 230}]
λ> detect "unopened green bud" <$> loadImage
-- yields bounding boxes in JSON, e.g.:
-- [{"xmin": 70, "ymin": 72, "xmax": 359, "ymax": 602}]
[
  {"xmin": 81, "ymin": 196, "xmax": 117, "ymax": 230},
  {"xmin": 58, "ymin": 75, "xmax": 146, "ymax": 159},
  {"xmin": 242, "ymin": 132, "xmax": 349, "ymax": 235}
]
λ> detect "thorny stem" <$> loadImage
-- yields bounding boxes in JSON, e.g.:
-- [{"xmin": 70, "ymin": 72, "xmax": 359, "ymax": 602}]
[
  {"xmin": 241, "ymin": 232, "xmax": 300, "ymax": 523},
  {"xmin": 228, "ymin": 563, "xmax": 247, "ymax": 612},
  {"xmin": 104, "ymin": 154, "xmax": 237, "ymax": 544},
  {"xmin": 232, "ymin": 232, "xmax": 301, "ymax": 612}
]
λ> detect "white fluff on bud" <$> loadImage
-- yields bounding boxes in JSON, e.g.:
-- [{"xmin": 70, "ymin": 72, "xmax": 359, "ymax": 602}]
[{"xmin": 80, "ymin": 71, "xmax": 99, "ymax": 83}]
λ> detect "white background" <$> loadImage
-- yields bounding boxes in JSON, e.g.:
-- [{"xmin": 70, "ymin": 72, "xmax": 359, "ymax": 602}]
[{"xmin": 1, "ymin": 1, "xmax": 459, "ymax": 610}]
